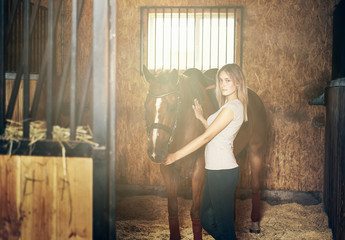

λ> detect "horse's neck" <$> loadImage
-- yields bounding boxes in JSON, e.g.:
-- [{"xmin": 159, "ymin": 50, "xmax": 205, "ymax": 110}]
[{"xmin": 170, "ymin": 78, "xmax": 212, "ymax": 151}]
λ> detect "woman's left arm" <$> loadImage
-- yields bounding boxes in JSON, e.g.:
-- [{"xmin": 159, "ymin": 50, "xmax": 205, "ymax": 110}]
[{"xmin": 164, "ymin": 107, "xmax": 234, "ymax": 165}]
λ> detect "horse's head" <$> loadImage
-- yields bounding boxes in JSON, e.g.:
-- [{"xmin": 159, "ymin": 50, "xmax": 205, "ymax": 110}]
[{"xmin": 143, "ymin": 66, "xmax": 181, "ymax": 163}]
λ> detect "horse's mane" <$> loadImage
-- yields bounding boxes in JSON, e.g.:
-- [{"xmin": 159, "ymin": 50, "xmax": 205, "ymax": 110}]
[
  {"xmin": 182, "ymin": 68, "xmax": 219, "ymax": 110},
  {"xmin": 180, "ymin": 71, "xmax": 207, "ymax": 103},
  {"xmin": 183, "ymin": 68, "xmax": 216, "ymax": 88}
]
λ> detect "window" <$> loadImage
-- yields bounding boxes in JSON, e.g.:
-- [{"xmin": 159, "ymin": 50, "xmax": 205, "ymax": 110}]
[{"xmin": 140, "ymin": 6, "xmax": 243, "ymax": 74}]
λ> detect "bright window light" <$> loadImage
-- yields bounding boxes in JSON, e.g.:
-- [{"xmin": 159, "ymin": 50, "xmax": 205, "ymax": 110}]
[{"xmin": 141, "ymin": 7, "xmax": 242, "ymax": 73}]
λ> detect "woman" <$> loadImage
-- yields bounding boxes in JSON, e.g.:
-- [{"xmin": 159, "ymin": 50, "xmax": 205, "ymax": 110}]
[{"xmin": 164, "ymin": 64, "xmax": 248, "ymax": 239}]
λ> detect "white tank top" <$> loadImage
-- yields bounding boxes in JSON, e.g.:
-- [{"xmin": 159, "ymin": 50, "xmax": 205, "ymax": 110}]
[{"xmin": 205, "ymin": 99, "xmax": 244, "ymax": 170}]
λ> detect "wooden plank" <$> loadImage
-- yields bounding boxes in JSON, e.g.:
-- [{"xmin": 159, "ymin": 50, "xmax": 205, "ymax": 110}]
[
  {"xmin": 0, "ymin": 155, "xmax": 92, "ymax": 240},
  {"xmin": 0, "ymin": 155, "xmax": 21, "ymax": 240},
  {"xmin": 56, "ymin": 157, "xmax": 93, "ymax": 239},
  {"xmin": 19, "ymin": 156, "xmax": 56, "ymax": 239}
]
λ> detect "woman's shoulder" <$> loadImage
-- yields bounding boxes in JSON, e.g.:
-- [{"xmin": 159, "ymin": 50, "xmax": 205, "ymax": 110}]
[
  {"xmin": 224, "ymin": 99, "xmax": 243, "ymax": 108},
  {"xmin": 223, "ymin": 99, "xmax": 243, "ymax": 113}
]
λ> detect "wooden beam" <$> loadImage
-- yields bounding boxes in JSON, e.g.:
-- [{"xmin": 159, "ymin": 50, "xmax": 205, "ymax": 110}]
[
  {"xmin": 45, "ymin": 0, "xmax": 54, "ymax": 139},
  {"xmin": 0, "ymin": 0, "xmax": 5, "ymax": 135},
  {"xmin": 70, "ymin": 0, "xmax": 78, "ymax": 140},
  {"xmin": 108, "ymin": 0, "xmax": 117, "ymax": 238},
  {"xmin": 93, "ymin": 0, "xmax": 110, "ymax": 239}
]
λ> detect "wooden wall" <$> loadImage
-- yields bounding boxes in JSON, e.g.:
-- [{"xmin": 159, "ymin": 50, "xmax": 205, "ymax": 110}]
[
  {"xmin": 0, "ymin": 155, "xmax": 92, "ymax": 240},
  {"xmin": 115, "ymin": 0, "xmax": 335, "ymax": 192}
]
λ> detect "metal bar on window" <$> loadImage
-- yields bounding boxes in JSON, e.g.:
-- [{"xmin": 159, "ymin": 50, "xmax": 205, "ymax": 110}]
[
  {"xmin": 209, "ymin": 8, "xmax": 212, "ymax": 70},
  {"xmin": 225, "ymin": 8, "xmax": 228, "ymax": 64},
  {"xmin": 170, "ymin": 7, "xmax": 172, "ymax": 70},
  {"xmin": 140, "ymin": 7, "xmax": 143, "ymax": 73},
  {"xmin": 154, "ymin": 8, "xmax": 157, "ymax": 71},
  {"xmin": 162, "ymin": 8, "xmax": 165, "ymax": 70},
  {"xmin": 146, "ymin": 8, "xmax": 149, "ymax": 70},
  {"xmin": 217, "ymin": 8, "xmax": 220, "ymax": 68},
  {"xmin": 240, "ymin": 7, "xmax": 243, "ymax": 68},
  {"xmin": 177, "ymin": 7, "xmax": 180, "ymax": 72},
  {"xmin": 186, "ymin": 8, "xmax": 188, "ymax": 69},
  {"xmin": 193, "ymin": 8, "xmax": 196, "ymax": 68},
  {"xmin": 201, "ymin": 7, "xmax": 204, "ymax": 71},
  {"xmin": 233, "ymin": 8, "xmax": 237, "ymax": 66}
]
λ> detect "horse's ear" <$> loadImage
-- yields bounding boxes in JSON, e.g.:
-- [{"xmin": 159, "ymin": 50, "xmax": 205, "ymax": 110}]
[
  {"xmin": 143, "ymin": 65, "xmax": 154, "ymax": 83},
  {"xmin": 170, "ymin": 69, "xmax": 178, "ymax": 84}
]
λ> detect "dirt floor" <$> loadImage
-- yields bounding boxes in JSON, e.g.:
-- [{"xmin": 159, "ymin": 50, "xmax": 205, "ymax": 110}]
[{"xmin": 116, "ymin": 195, "xmax": 333, "ymax": 240}]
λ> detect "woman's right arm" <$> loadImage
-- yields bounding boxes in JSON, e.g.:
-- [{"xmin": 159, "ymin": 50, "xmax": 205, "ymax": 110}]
[{"xmin": 164, "ymin": 107, "xmax": 234, "ymax": 165}]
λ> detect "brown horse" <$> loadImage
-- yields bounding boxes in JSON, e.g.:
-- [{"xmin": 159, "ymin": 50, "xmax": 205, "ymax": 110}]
[{"xmin": 143, "ymin": 66, "xmax": 267, "ymax": 239}]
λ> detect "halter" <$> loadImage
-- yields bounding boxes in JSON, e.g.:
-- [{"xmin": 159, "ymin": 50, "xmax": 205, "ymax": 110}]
[{"xmin": 146, "ymin": 89, "xmax": 181, "ymax": 145}]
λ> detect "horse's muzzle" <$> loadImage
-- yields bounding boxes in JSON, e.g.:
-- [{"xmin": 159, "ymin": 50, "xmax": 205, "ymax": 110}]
[{"xmin": 147, "ymin": 147, "xmax": 167, "ymax": 164}]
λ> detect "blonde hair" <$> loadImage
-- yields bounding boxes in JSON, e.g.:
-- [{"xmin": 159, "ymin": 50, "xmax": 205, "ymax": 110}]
[{"xmin": 216, "ymin": 64, "xmax": 248, "ymax": 121}]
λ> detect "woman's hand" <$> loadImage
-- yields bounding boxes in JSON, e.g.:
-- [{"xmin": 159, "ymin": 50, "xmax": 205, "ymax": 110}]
[
  {"xmin": 193, "ymin": 99, "xmax": 208, "ymax": 129},
  {"xmin": 193, "ymin": 99, "xmax": 204, "ymax": 121},
  {"xmin": 163, "ymin": 153, "xmax": 177, "ymax": 165}
]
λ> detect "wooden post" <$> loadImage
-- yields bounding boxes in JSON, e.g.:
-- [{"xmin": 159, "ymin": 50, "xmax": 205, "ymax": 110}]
[
  {"xmin": 70, "ymin": 0, "xmax": 77, "ymax": 140},
  {"xmin": 0, "ymin": 0, "xmax": 5, "ymax": 135},
  {"xmin": 46, "ymin": 0, "xmax": 54, "ymax": 139},
  {"xmin": 93, "ymin": 0, "xmax": 113, "ymax": 239},
  {"xmin": 23, "ymin": 0, "xmax": 30, "ymax": 138},
  {"xmin": 109, "ymin": 0, "xmax": 117, "ymax": 238}
]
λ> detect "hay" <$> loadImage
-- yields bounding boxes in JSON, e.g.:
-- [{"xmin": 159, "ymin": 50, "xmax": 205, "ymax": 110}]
[
  {"xmin": 1, "ymin": 120, "xmax": 98, "ymax": 147},
  {"xmin": 116, "ymin": 195, "xmax": 333, "ymax": 240},
  {"xmin": 0, "ymin": 120, "xmax": 98, "ymax": 180}
]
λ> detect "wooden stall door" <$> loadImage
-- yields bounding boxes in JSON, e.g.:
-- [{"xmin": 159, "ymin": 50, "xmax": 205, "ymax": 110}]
[{"xmin": 0, "ymin": 155, "xmax": 92, "ymax": 240}]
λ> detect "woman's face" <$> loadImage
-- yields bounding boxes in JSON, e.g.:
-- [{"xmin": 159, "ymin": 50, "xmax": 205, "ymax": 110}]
[{"xmin": 218, "ymin": 71, "xmax": 237, "ymax": 97}]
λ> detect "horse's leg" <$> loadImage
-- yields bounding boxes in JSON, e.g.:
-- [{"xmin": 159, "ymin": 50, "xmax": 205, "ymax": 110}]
[
  {"xmin": 160, "ymin": 164, "xmax": 181, "ymax": 240},
  {"xmin": 190, "ymin": 155, "xmax": 206, "ymax": 240},
  {"xmin": 248, "ymin": 142, "xmax": 264, "ymax": 233}
]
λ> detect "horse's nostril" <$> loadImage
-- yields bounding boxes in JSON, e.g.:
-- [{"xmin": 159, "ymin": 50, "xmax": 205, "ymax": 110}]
[{"xmin": 147, "ymin": 148, "xmax": 167, "ymax": 163}]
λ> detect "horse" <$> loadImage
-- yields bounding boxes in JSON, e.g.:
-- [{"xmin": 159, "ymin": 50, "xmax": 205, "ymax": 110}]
[{"xmin": 143, "ymin": 65, "xmax": 268, "ymax": 239}]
